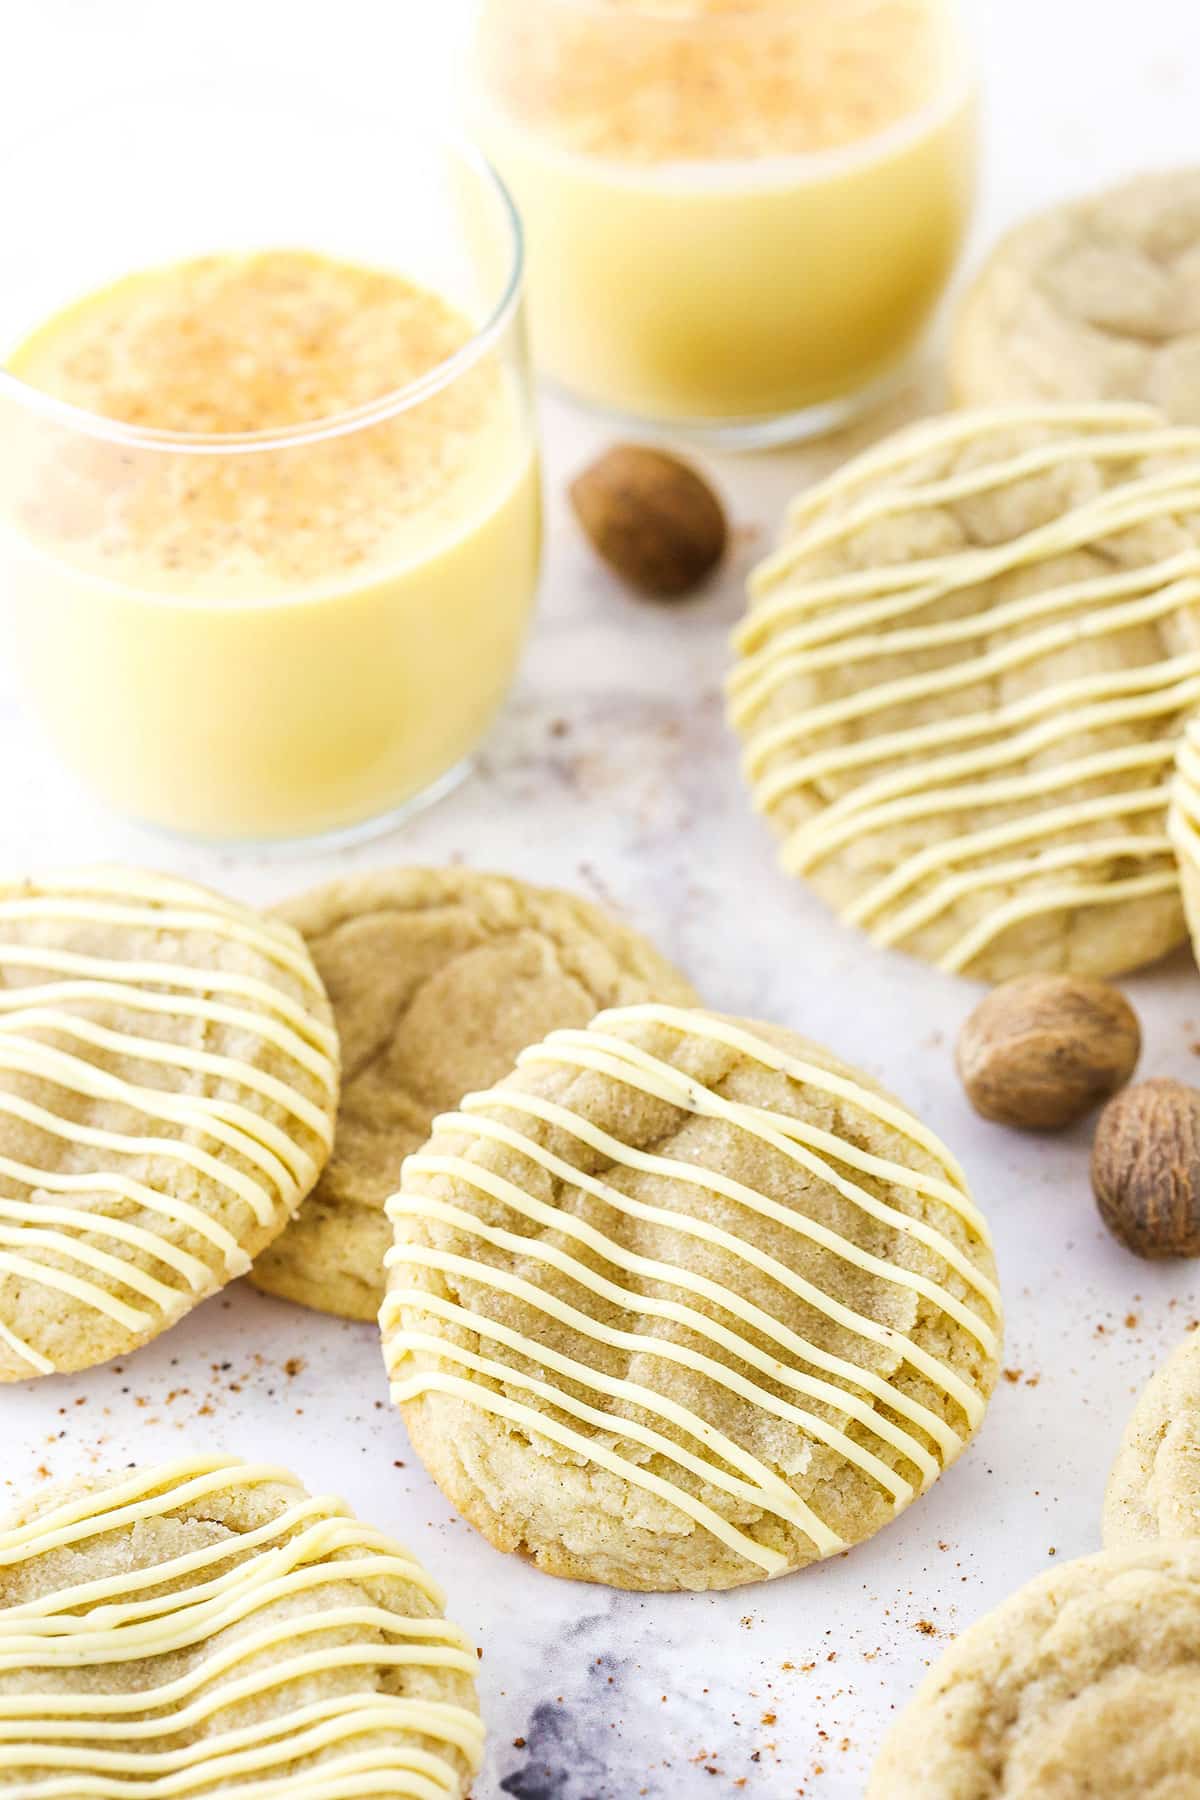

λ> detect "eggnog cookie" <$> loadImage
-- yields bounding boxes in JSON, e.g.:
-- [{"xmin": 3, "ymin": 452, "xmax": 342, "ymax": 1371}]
[
  {"xmin": 1170, "ymin": 714, "xmax": 1200, "ymax": 962},
  {"xmin": 381, "ymin": 1004, "xmax": 1001, "ymax": 1592},
  {"xmin": 730, "ymin": 405, "xmax": 1200, "ymax": 981},
  {"xmin": 1104, "ymin": 1333, "xmax": 1200, "ymax": 1547},
  {"xmin": 951, "ymin": 171, "xmax": 1200, "ymax": 422},
  {"xmin": 0, "ymin": 1454, "xmax": 483, "ymax": 1798},
  {"xmin": 0, "ymin": 868, "xmax": 338, "ymax": 1380},
  {"xmin": 868, "ymin": 1542, "xmax": 1200, "ymax": 1798},
  {"xmin": 250, "ymin": 869, "xmax": 696, "ymax": 1321}
]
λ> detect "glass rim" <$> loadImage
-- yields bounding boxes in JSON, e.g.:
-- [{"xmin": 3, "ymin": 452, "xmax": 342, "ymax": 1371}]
[
  {"xmin": 0, "ymin": 135, "xmax": 525, "ymax": 458},
  {"xmin": 524, "ymin": 0, "xmax": 961, "ymax": 23},
  {"xmin": 477, "ymin": 0, "xmax": 977, "ymax": 179}
]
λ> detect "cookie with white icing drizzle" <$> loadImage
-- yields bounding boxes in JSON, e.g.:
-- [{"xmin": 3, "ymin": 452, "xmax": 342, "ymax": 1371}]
[
  {"xmin": 0, "ymin": 1454, "xmax": 483, "ymax": 1798},
  {"xmin": 1104, "ymin": 1332, "xmax": 1200, "ymax": 1547},
  {"xmin": 251, "ymin": 867, "xmax": 695, "ymax": 1323},
  {"xmin": 0, "ymin": 867, "xmax": 338, "ymax": 1379},
  {"xmin": 381, "ymin": 1004, "xmax": 1001, "ymax": 1592},
  {"xmin": 1170, "ymin": 715, "xmax": 1200, "ymax": 966},
  {"xmin": 868, "ymin": 1543, "xmax": 1200, "ymax": 1798},
  {"xmin": 729, "ymin": 404, "xmax": 1200, "ymax": 981}
]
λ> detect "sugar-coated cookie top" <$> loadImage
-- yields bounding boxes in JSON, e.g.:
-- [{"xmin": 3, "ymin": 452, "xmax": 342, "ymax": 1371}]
[
  {"xmin": 0, "ymin": 1454, "xmax": 483, "ymax": 1797},
  {"xmin": 0, "ymin": 866, "xmax": 338, "ymax": 1379},
  {"xmin": 732, "ymin": 403, "xmax": 1200, "ymax": 982},
  {"xmin": 251, "ymin": 866, "xmax": 696, "ymax": 1323},
  {"xmin": 953, "ymin": 170, "xmax": 1200, "ymax": 423},
  {"xmin": 869, "ymin": 1542, "xmax": 1200, "ymax": 1798},
  {"xmin": 383, "ymin": 1004, "xmax": 1000, "ymax": 1592},
  {"xmin": 1104, "ymin": 1331, "xmax": 1200, "ymax": 1546}
]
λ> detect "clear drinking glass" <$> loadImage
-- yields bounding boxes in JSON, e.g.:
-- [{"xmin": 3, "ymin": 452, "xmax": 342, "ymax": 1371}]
[
  {"xmin": 472, "ymin": 0, "xmax": 977, "ymax": 447},
  {"xmin": 0, "ymin": 89, "xmax": 541, "ymax": 845}
]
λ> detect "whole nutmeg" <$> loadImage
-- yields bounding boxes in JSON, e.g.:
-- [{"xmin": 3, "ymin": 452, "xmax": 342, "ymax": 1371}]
[
  {"xmin": 1092, "ymin": 1079, "xmax": 1200, "ymax": 1259},
  {"xmin": 569, "ymin": 444, "xmax": 727, "ymax": 599},
  {"xmin": 956, "ymin": 973, "xmax": 1141, "ymax": 1131}
]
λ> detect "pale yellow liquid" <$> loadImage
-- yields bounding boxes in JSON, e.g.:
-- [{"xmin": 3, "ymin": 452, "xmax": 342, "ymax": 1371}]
[
  {"xmin": 476, "ymin": 0, "xmax": 975, "ymax": 423},
  {"xmin": 2, "ymin": 252, "xmax": 540, "ymax": 840}
]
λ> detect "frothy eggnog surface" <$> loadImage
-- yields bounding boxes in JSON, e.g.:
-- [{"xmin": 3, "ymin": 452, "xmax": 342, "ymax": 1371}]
[
  {"xmin": 4, "ymin": 251, "xmax": 540, "ymax": 839},
  {"xmin": 476, "ymin": 0, "xmax": 975, "ymax": 426},
  {"xmin": 492, "ymin": 0, "xmax": 954, "ymax": 163}
]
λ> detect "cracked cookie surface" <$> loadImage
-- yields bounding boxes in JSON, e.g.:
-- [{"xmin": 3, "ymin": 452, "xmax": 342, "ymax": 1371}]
[
  {"xmin": 1104, "ymin": 1332, "xmax": 1200, "ymax": 1546},
  {"xmin": 0, "ymin": 1454, "xmax": 482, "ymax": 1797},
  {"xmin": 869, "ymin": 1543, "xmax": 1200, "ymax": 1798},
  {"xmin": 951, "ymin": 170, "xmax": 1200, "ymax": 421},
  {"xmin": 381, "ymin": 1004, "xmax": 1000, "ymax": 1592},
  {"xmin": 250, "ymin": 868, "xmax": 695, "ymax": 1321},
  {"xmin": 730, "ymin": 404, "xmax": 1200, "ymax": 981},
  {"xmin": 0, "ymin": 867, "xmax": 338, "ymax": 1379}
]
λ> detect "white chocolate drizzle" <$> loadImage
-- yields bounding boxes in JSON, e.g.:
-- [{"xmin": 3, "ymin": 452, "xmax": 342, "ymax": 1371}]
[
  {"xmin": 1170, "ymin": 715, "xmax": 1200, "ymax": 908},
  {"xmin": 0, "ymin": 869, "xmax": 337, "ymax": 1375},
  {"xmin": 383, "ymin": 1005, "xmax": 999, "ymax": 1578},
  {"xmin": 0, "ymin": 1455, "xmax": 483, "ymax": 1798},
  {"xmin": 729, "ymin": 408, "xmax": 1200, "ymax": 973}
]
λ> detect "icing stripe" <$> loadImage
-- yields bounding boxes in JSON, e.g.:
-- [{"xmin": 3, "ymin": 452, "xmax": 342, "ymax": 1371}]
[
  {"xmin": 840, "ymin": 788, "xmax": 1169, "ymax": 925},
  {"xmin": 609, "ymin": 1006, "xmax": 975, "ymax": 1190},
  {"xmin": 384, "ymin": 1007, "xmax": 997, "ymax": 1575},
  {"xmin": 745, "ymin": 657, "xmax": 1200, "ymax": 800},
  {"xmin": 0, "ymin": 1319, "xmax": 51, "ymax": 1376},
  {"xmin": 0, "ymin": 892, "xmax": 319, "ymax": 989},
  {"xmin": 0, "ymin": 1457, "xmax": 481, "ymax": 1798},
  {"xmin": 398, "ymin": 1326, "xmax": 835, "ymax": 1547},
  {"xmin": 389, "ymin": 1283, "xmax": 920, "ymax": 1501},
  {"xmin": 507, "ymin": 1037, "xmax": 998, "ymax": 1345},
  {"xmin": 781, "ymin": 404, "xmax": 1168, "ymax": 524},
  {"xmin": 0, "ymin": 946, "xmax": 337, "ymax": 1056},
  {"xmin": 391, "ymin": 1365, "xmax": 790, "ymax": 1574},
  {"xmin": 731, "ymin": 409, "xmax": 1200, "ymax": 972},
  {"xmin": 786, "ymin": 742, "xmax": 1176, "ymax": 869},
  {"xmin": 740, "ymin": 579, "xmax": 1200, "ymax": 768},
  {"xmin": 0, "ymin": 1052, "xmax": 302, "ymax": 1218},
  {"xmin": 750, "ymin": 445, "xmax": 1200, "ymax": 605},
  {"xmin": 874, "ymin": 835, "xmax": 1176, "ymax": 949},
  {"xmin": 1168, "ymin": 718, "xmax": 1200, "ymax": 937},
  {"xmin": 0, "ymin": 981, "xmax": 336, "ymax": 1084},
  {"xmin": 738, "ymin": 551, "xmax": 1200, "ymax": 701},
  {"xmin": 388, "ymin": 1211, "xmax": 962, "ymax": 1458},
  {"xmin": 0, "ymin": 873, "xmax": 336, "ymax": 1375},
  {"xmin": 753, "ymin": 674, "xmax": 1200, "ymax": 820},
  {"xmin": 0, "ymin": 1010, "xmax": 332, "ymax": 1140}
]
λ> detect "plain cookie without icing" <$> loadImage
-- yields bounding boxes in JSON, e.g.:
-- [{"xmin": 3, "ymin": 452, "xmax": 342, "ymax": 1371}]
[
  {"xmin": 0, "ymin": 1454, "xmax": 483, "ymax": 1798},
  {"xmin": 250, "ymin": 868, "xmax": 696, "ymax": 1321},
  {"xmin": 381, "ymin": 1004, "xmax": 1001, "ymax": 1592},
  {"xmin": 730, "ymin": 404, "xmax": 1200, "ymax": 981},
  {"xmin": 0, "ymin": 867, "xmax": 338, "ymax": 1379},
  {"xmin": 868, "ymin": 1543, "xmax": 1200, "ymax": 1799},
  {"xmin": 951, "ymin": 170, "xmax": 1200, "ymax": 421},
  {"xmin": 1104, "ymin": 1332, "xmax": 1200, "ymax": 1546}
]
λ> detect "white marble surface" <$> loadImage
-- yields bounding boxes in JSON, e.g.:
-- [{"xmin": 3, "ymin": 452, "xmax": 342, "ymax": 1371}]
[{"xmin": 4, "ymin": 4, "xmax": 1200, "ymax": 1796}]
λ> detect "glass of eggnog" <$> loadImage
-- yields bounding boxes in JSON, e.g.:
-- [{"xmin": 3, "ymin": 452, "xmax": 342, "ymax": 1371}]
[
  {"xmin": 0, "ymin": 92, "xmax": 541, "ymax": 844},
  {"xmin": 472, "ymin": 0, "xmax": 976, "ymax": 445}
]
